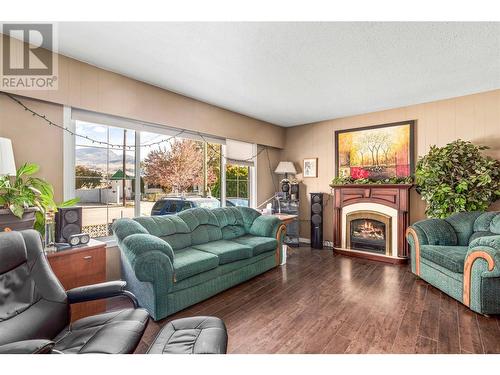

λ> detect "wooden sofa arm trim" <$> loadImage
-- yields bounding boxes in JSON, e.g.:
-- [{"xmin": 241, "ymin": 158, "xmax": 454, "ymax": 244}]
[
  {"xmin": 463, "ymin": 250, "xmax": 495, "ymax": 307},
  {"xmin": 275, "ymin": 224, "xmax": 287, "ymax": 265},
  {"xmin": 406, "ymin": 227, "xmax": 420, "ymax": 276}
]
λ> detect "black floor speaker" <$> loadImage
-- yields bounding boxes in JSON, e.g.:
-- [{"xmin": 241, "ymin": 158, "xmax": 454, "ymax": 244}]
[
  {"xmin": 310, "ymin": 193, "xmax": 324, "ymax": 249},
  {"xmin": 55, "ymin": 206, "xmax": 82, "ymax": 243}
]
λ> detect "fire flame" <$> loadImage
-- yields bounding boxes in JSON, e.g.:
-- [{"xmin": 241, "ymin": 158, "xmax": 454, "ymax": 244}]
[{"xmin": 353, "ymin": 220, "xmax": 385, "ymax": 240}]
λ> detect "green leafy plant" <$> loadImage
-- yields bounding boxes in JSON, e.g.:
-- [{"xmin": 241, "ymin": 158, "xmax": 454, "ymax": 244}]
[
  {"xmin": 0, "ymin": 163, "xmax": 79, "ymax": 233},
  {"xmin": 330, "ymin": 175, "xmax": 413, "ymax": 186},
  {"xmin": 415, "ymin": 140, "xmax": 500, "ymax": 218}
]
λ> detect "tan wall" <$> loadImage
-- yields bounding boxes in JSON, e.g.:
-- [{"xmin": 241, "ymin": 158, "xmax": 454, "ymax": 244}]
[
  {"xmin": 0, "ymin": 95, "xmax": 65, "ymax": 202},
  {"xmin": 281, "ymin": 89, "xmax": 500, "ymax": 241},
  {"xmin": 0, "ymin": 34, "xmax": 285, "ymax": 149}
]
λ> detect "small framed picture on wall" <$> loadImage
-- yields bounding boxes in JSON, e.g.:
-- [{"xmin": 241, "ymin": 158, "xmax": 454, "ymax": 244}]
[{"xmin": 303, "ymin": 158, "xmax": 318, "ymax": 178}]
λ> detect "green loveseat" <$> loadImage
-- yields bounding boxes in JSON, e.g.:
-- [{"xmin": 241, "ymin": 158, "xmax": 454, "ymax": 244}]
[
  {"xmin": 406, "ymin": 211, "xmax": 500, "ymax": 315},
  {"xmin": 112, "ymin": 206, "xmax": 286, "ymax": 320}
]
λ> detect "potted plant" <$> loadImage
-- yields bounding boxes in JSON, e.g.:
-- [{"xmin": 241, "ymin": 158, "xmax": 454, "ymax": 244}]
[
  {"xmin": 0, "ymin": 163, "xmax": 79, "ymax": 233},
  {"xmin": 415, "ymin": 139, "xmax": 500, "ymax": 218}
]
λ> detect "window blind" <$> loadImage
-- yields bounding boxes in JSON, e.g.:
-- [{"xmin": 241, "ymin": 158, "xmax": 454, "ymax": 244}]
[
  {"xmin": 71, "ymin": 108, "xmax": 225, "ymax": 145},
  {"xmin": 225, "ymin": 139, "xmax": 256, "ymax": 166}
]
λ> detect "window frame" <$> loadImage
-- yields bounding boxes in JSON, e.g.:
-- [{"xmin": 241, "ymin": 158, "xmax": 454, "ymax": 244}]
[{"xmin": 63, "ymin": 107, "xmax": 258, "ymax": 242}]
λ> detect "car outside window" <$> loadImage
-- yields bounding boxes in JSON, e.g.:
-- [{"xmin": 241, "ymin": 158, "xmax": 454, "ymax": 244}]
[
  {"xmin": 196, "ymin": 200, "xmax": 220, "ymax": 209},
  {"xmin": 152, "ymin": 200, "xmax": 167, "ymax": 211}
]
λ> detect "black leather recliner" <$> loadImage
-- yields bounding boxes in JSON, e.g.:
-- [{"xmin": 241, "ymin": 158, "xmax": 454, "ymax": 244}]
[{"xmin": 0, "ymin": 230, "xmax": 149, "ymax": 354}]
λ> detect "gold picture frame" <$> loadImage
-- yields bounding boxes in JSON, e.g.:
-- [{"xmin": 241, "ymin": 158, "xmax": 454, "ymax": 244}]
[{"xmin": 303, "ymin": 158, "xmax": 318, "ymax": 178}]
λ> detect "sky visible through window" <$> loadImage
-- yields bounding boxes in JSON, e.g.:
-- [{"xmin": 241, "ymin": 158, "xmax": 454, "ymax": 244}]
[{"xmin": 75, "ymin": 122, "xmax": 188, "ymax": 182}]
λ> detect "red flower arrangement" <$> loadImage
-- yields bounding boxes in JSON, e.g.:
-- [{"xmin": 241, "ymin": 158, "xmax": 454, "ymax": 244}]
[{"xmin": 350, "ymin": 167, "xmax": 370, "ymax": 179}]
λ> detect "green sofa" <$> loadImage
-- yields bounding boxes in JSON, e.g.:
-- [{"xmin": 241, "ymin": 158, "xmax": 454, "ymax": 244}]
[
  {"xmin": 112, "ymin": 206, "xmax": 286, "ymax": 321},
  {"xmin": 406, "ymin": 211, "xmax": 500, "ymax": 315}
]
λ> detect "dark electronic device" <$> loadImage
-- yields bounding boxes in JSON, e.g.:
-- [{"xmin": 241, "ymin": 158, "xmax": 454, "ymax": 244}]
[{"xmin": 310, "ymin": 193, "xmax": 324, "ymax": 249}]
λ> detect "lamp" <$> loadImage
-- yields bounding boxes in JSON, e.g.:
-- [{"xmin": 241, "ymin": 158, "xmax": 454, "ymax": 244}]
[
  {"xmin": 274, "ymin": 161, "xmax": 297, "ymax": 180},
  {"xmin": 0, "ymin": 137, "xmax": 16, "ymax": 176}
]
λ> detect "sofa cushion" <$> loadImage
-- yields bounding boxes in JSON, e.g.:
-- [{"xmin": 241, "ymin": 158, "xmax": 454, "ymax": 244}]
[
  {"xmin": 192, "ymin": 240, "xmax": 252, "ymax": 264},
  {"xmin": 412, "ymin": 219, "xmax": 458, "ymax": 246},
  {"xmin": 491, "ymin": 213, "xmax": 500, "ymax": 234},
  {"xmin": 474, "ymin": 212, "xmax": 499, "ymax": 232},
  {"xmin": 173, "ymin": 248, "xmax": 219, "ymax": 281},
  {"xmin": 232, "ymin": 235, "xmax": 278, "ymax": 256},
  {"xmin": 134, "ymin": 216, "xmax": 192, "ymax": 250},
  {"xmin": 212, "ymin": 208, "xmax": 247, "ymax": 240},
  {"xmin": 220, "ymin": 226, "xmax": 246, "ymax": 240},
  {"xmin": 469, "ymin": 231, "xmax": 497, "ymax": 244},
  {"xmin": 445, "ymin": 212, "xmax": 482, "ymax": 246},
  {"xmin": 177, "ymin": 208, "xmax": 222, "ymax": 245},
  {"xmin": 419, "ymin": 245, "xmax": 469, "ymax": 273}
]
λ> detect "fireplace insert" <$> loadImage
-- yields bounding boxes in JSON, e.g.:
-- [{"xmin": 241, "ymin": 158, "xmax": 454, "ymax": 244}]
[{"xmin": 346, "ymin": 211, "xmax": 391, "ymax": 255}]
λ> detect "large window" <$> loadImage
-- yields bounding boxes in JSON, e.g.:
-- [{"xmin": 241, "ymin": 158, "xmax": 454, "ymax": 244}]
[
  {"xmin": 225, "ymin": 163, "xmax": 250, "ymax": 207},
  {"xmin": 74, "ymin": 122, "xmax": 136, "ymax": 237},
  {"xmin": 138, "ymin": 131, "xmax": 222, "ymax": 217},
  {"xmin": 67, "ymin": 111, "xmax": 253, "ymax": 239}
]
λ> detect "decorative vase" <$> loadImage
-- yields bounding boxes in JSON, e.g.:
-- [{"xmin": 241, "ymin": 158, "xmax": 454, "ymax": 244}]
[{"xmin": 0, "ymin": 207, "xmax": 38, "ymax": 232}]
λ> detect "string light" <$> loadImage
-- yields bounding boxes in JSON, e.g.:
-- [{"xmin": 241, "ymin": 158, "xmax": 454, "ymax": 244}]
[
  {"xmin": 3, "ymin": 92, "xmax": 269, "ymax": 162},
  {"xmin": 3, "ymin": 92, "xmax": 185, "ymax": 149}
]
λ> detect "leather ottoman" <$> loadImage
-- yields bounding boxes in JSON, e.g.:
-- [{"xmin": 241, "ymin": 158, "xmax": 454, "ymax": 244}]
[{"xmin": 147, "ymin": 316, "xmax": 228, "ymax": 354}]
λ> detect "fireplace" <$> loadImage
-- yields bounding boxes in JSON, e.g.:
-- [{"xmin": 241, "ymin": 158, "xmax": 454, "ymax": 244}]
[
  {"xmin": 346, "ymin": 211, "xmax": 391, "ymax": 256},
  {"xmin": 331, "ymin": 184, "xmax": 411, "ymax": 264}
]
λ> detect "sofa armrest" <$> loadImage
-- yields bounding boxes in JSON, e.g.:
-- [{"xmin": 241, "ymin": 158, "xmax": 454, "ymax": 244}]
[
  {"xmin": 406, "ymin": 225, "xmax": 428, "ymax": 276},
  {"xmin": 122, "ymin": 233, "xmax": 175, "ymax": 262},
  {"xmin": 466, "ymin": 235, "xmax": 500, "ymax": 276},
  {"xmin": 406, "ymin": 218, "xmax": 459, "ymax": 276},
  {"xmin": 407, "ymin": 218, "xmax": 459, "ymax": 246},
  {"xmin": 469, "ymin": 235, "xmax": 500, "ymax": 252},
  {"xmin": 66, "ymin": 280, "xmax": 139, "ymax": 307},
  {"xmin": 249, "ymin": 215, "xmax": 283, "ymax": 238},
  {"xmin": 0, "ymin": 340, "xmax": 55, "ymax": 354},
  {"xmin": 112, "ymin": 218, "xmax": 149, "ymax": 242},
  {"xmin": 463, "ymin": 235, "xmax": 500, "ymax": 309},
  {"xmin": 120, "ymin": 233, "xmax": 175, "ymax": 287}
]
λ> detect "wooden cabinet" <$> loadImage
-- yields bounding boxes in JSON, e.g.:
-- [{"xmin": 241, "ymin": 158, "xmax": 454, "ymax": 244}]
[{"xmin": 46, "ymin": 240, "xmax": 107, "ymax": 321}]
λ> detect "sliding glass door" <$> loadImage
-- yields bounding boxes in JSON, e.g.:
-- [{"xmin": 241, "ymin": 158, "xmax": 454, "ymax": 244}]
[{"xmin": 74, "ymin": 121, "xmax": 136, "ymax": 238}]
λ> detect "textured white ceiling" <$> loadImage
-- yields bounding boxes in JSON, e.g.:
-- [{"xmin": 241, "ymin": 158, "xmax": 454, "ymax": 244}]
[{"xmin": 55, "ymin": 22, "xmax": 500, "ymax": 127}]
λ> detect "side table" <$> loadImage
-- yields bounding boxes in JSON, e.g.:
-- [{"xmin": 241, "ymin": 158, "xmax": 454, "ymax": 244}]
[
  {"xmin": 273, "ymin": 213, "xmax": 298, "ymax": 264},
  {"xmin": 45, "ymin": 239, "xmax": 107, "ymax": 321}
]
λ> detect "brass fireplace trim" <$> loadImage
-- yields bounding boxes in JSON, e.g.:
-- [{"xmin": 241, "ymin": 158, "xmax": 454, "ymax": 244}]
[{"xmin": 346, "ymin": 210, "xmax": 392, "ymax": 256}]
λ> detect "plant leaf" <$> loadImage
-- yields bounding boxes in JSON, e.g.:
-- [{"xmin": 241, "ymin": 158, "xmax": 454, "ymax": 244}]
[
  {"xmin": 17, "ymin": 163, "xmax": 39, "ymax": 177},
  {"xmin": 9, "ymin": 204, "xmax": 25, "ymax": 218},
  {"xmin": 58, "ymin": 198, "xmax": 80, "ymax": 208}
]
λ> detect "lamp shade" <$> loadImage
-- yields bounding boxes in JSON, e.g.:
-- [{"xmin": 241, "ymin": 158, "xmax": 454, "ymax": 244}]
[
  {"xmin": 274, "ymin": 161, "xmax": 297, "ymax": 175},
  {"xmin": 0, "ymin": 137, "xmax": 16, "ymax": 176}
]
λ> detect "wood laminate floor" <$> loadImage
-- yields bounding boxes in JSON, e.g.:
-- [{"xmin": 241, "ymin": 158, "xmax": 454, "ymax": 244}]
[{"xmin": 120, "ymin": 246, "xmax": 500, "ymax": 354}]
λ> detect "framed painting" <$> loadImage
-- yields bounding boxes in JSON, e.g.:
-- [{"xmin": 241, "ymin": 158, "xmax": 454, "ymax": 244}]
[
  {"xmin": 303, "ymin": 158, "xmax": 318, "ymax": 178},
  {"xmin": 335, "ymin": 120, "xmax": 415, "ymax": 180}
]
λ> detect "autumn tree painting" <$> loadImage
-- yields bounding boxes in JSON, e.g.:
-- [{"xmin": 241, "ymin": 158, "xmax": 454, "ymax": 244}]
[{"xmin": 336, "ymin": 122, "xmax": 414, "ymax": 180}]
